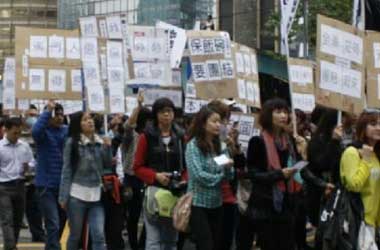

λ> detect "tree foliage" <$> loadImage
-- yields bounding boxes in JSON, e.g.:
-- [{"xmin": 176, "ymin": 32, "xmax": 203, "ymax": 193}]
[{"xmin": 265, "ymin": 0, "xmax": 353, "ymax": 54}]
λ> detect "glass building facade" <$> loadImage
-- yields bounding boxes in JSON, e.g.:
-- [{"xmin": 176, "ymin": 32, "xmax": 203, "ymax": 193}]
[
  {"xmin": 0, "ymin": 0, "xmax": 57, "ymax": 73},
  {"xmin": 58, "ymin": 0, "xmax": 216, "ymax": 30}
]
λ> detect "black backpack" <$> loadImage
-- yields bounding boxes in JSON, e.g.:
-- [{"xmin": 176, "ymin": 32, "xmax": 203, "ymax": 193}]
[{"xmin": 317, "ymin": 142, "xmax": 364, "ymax": 250}]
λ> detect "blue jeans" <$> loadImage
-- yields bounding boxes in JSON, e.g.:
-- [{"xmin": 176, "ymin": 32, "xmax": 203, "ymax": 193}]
[
  {"xmin": 67, "ymin": 197, "xmax": 106, "ymax": 250},
  {"xmin": 144, "ymin": 212, "xmax": 178, "ymax": 250},
  {"xmin": 38, "ymin": 187, "xmax": 66, "ymax": 250}
]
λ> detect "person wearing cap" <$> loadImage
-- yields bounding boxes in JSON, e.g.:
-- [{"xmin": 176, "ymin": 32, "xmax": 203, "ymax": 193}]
[{"xmin": 32, "ymin": 100, "xmax": 68, "ymax": 250}]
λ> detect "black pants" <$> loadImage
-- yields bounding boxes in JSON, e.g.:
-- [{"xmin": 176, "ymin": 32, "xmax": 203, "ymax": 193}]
[
  {"xmin": 103, "ymin": 190, "xmax": 125, "ymax": 250},
  {"xmin": 190, "ymin": 206, "xmax": 223, "ymax": 250},
  {"xmin": 216, "ymin": 203, "xmax": 237, "ymax": 250},
  {"xmin": 25, "ymin": 184, "xmax": 45, "ymax": 242},
  {"xmin": 124, "ymin": 175, "xmax": 145, "ymax": 250},
  {"xmin": 0, "ymin": 181, "xmax": 25, "ymax": 250},
  {"xmin": 255, "ymin": 217, "xmax": 296, "ymax": 250},
  {"xmin": 235, "ymin": 212, "xmax": 256, "ymax": 250}
]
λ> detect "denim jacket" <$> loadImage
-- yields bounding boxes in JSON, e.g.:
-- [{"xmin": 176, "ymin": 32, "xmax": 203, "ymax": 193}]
[{"xmin": 59, "ymin": 134, "xmax": 112, "ymax": 204}]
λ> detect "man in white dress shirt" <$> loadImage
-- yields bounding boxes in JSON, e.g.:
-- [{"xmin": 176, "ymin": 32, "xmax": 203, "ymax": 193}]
[{"xmin": 0, "ymin": 117, "xmax": 34, "ymax": 250}]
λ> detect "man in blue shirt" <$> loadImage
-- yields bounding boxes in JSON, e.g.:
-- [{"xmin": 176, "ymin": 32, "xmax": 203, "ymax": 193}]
[
  {"xmin": 32, "ymin": 101, "xmax": 68, "ymax": 250},
  {"xmin": 0, "ymin": 117, "xmax": 34, "ymax": 250}
]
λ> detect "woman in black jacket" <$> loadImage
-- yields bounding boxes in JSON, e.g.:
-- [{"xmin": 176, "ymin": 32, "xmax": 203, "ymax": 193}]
[
  {"xmin": 301, "ymin": 108, "xmax": 343, "ymax": 249},
  {"xmin": 244, "ymin": 98, "xmax": 306, "ymax": 250}
]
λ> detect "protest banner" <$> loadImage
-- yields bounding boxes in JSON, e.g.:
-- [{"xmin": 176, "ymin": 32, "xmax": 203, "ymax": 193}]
[
  {"xmin": 233, "ymin": 42, "xmax": 261, "ymax": 108},
  {"xmin": 15, "ymin": 26, "xmax": 83, "ymax": 100},
  {"xmin": 316, "ymin": 15, "xmax": 365, "ymax": 114},
  {"xmin": 187, "ymin": 30, "xmax": 237, "ymax": 100},
  {"xmin": 156, "ymin": 21, "xmax": 187, "ymax": 69},
  {"xmin": 183, "ymin": 82, "xmax": 209, "ymax": 114},
  {"xmin": 126, "ymin": 25, "xmax": 174, "ymax": 87},
  {"xmin": 288, "ymin": 58, "xmax": 316, "ymax": 112},
  {"xmin": 80, "ymin": 15, "xmax": 134, "ymax": 114},
  {"xmin": 229, "ymin": 112, "xmax": 260, "ymax": 154},
  {"xmin": 365, "ymin": 31, "xmax": 380, "ymax": 108}
]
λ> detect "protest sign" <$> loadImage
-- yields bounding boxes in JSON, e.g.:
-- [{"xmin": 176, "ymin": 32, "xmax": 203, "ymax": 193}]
[
  {"xmin": 365, "ymin": 31, "xmax": 380, "ymax": 108},
  {"xmin": 144, "ymin": 88, "xmax": 183, "ymax": 108},
  {"xmin": 233, "ymin": 42, "xmax": 261, "ymax": 108},
  {"xmin": 229, "ymin": 112, "xmax": 260, "ymax": 154},
  {"xmin": 15, "ymin": 27, "xmax": 83, "ymax": 100},
  {"xmin": 127, "ymin": 25, "xmax": 173, "ymax": 87},
  {"xmin": 316, "ymin": 15, "xmax": 365, "ymax": 114},
  {"xmin": 156, "ymin": 21, "xmax": 187, "ymax": 69},
  {"xmin": 288, "ymin": 58, "xmax": 315, "ymax": 112},
  {"xmin": 187, "ymin": 30, "xmax": 238, "ymax": 100}
]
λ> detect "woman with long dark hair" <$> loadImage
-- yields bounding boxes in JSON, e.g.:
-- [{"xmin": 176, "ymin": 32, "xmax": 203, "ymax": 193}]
[
  {"xmin": 59, "ymin": 112, "xmax": 112, "ymax": 250},
  {"xmin": 244, "ymin": 98, "xmax": 306, "ymax": 250},
  {"xmin": 301, "ymin": 108, "xmax": 342, "ymax": 227},
  {"xmin": 186, "ymin": 106, "xmax": 234, "ymax": 250}
]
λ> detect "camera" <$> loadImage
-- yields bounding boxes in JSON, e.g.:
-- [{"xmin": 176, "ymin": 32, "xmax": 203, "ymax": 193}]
[{"xmin": 168, "ymin": 171, "xmax": 187, "ymax": 195}]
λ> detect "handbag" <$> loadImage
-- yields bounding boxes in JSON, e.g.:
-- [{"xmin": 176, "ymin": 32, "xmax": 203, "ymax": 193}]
[
  {"xmin": 172, "ymin": 192, "xmax": 193, "ymax": 232},
  {"xmin": 144, "ymin": 186, "xmax": 179, "ymax": 219},
  {"xmin": 236, "ymin": 179, "xmax": 252, "ymax": 214}
]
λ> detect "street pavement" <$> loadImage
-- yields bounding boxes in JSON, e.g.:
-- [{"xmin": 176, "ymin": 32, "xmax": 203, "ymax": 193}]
[{"xmin": 0, "ymin": 227, "xmax": 197, "ymax": 250}]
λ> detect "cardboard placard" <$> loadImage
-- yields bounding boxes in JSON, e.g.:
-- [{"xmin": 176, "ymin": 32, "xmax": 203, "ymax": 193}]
[
  {"xmin": 365, "ymin": 31, "xmax": 380, "ymax": 108},
  {"xmin": 316, "ymin": 15, "xmax": 365, "ymax": 114},
  {"xmin": 288, "ymin": 58, "xmax": 316, "ymax": 112},
  {"xmin": 15, "ymin": 26, "xmax": 83, "ymax": 100},
  {"xmin": 144, "ymin": 87, "xmax": 183, "ymax": 108},
  {"xmin": 126, "ymin": 25, "xmax": 173, "ymax": 87},
  {"xmin": 229, "ymin": 112, "xmax": 260, "ymax": 154},
  {"xmin": 187, "ymin": 30, "xmax": 237, "ymax": 100},
  {"xmin": 233, "ymin": 42, "xmax": 261, "ymax": 108}
]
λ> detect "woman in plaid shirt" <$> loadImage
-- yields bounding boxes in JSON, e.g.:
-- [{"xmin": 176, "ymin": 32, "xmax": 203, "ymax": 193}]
[{"xmin": 186, "ymin": 106, "xmax": 234, "ymax": 250}]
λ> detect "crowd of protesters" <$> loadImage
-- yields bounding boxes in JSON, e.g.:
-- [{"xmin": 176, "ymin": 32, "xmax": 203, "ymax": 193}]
[{"xmin": 0, "ymin": 92, "xmax": 380, "ymax": 250}]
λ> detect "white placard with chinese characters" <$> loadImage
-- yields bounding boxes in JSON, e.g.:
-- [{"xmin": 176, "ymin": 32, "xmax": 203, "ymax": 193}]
[
  {"xmin": 87, "ymin": 85, "xmax": 105, "ymax": 112},
  {"xmin": 71, "ymin": 69, "xmax": 82, "ymax": 92},
  {"xmin": 320, "ymin": 24, "xmax": 363, "ymax": 64},
  {"xmin": 125, "ymin": 96, "xmax": 138, "ymax": 116},
  {"xmin": 107, "ymin": 41, "xmax": 123, "ymax": 67},
  {"xmin": 83, "ymin": 63, "xmax": 101, "ymax": 86},
  {"xmin": 292, "ymin": 93, "xmax": 315, "ymax": 112},
  {"xmin": 81, "ymin": 37, "xmax": 98, "ymax": 63},
  {"xmin": 374, "ymin": 43, "xmax": 380, "ymax": 68},
  {"xmin": 378, "ymin": 75, "xmax": 380, "ymax": 100},
  {"xmin": 191, "ymin": 62, "xmax": 209, "ymax": 82},
  {"xmin": 48, "ymin": 36, "xmax": 64, "ymax": 59},
  {"xmin": 156, "ymin": 21, "xmax": 187, "ymax": 68},
  {"xmin": 107, "ymin": 67, "xmax": 124, "ymax": 88},
  {"xmin": 48, "ymin": 69, "xmax": 66, "ymax": 92},
  {"xmin": 144, "ymin": 88, "xmax": 183, "ymax": 108},
  {"xmin": 237, "ymin": 79, "xmax": 246, "ymax": 99},
  {"xmin": 289, "ymin": 65, "xmax": 313, "ymax": 85},
  {"xmin": 320, "ymin": 60, "xmax": 362, "ymax": 98},
  {"xmin": 109, "ymin": 87, "xmax": 125, "ymax": 113},
  {"xmin": 29, "ymin": 69, "xmax": 45, "ymax": 91},
  {"xmin": 106, "ymin": 15, "xmax": 123, "ymax": 39},
  {"xmin": 66, "ymin": 37, "xmax": 81, "ymax": 59},
  {"xmin": 80, "ymin": 16, "xmax": 98, "ymax": 37},
  {"xmin": 30, "ymin": 36, "xmax": 47, "ymax": 58}
]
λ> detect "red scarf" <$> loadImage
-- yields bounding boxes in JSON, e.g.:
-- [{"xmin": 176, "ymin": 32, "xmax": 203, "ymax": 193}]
[{"xmin": 262, "ymin": 131, "xmax": 301, "ymax": 193}]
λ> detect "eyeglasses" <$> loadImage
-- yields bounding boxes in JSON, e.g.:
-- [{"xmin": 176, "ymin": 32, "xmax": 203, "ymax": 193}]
[{"xmin": 158, "ymin": 108, "xmax": 174, "ymax": 114}]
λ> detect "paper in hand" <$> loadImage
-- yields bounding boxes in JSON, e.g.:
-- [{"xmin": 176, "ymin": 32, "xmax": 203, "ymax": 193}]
[{"xmin": 213, "ymin": 154, "xmax": 231, "ymax": 166}]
